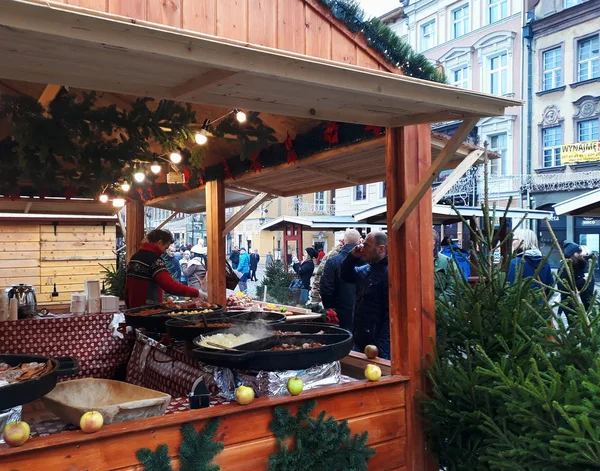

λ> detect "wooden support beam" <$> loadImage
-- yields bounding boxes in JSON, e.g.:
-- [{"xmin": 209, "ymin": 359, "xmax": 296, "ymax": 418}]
[
  {"xmin": 432, "ymin": 149, "xmax": 483, "ymax": 204},
  {"xmin": 390, "ymin": 118, "xmax": 479, "ymax": 231},
  {"xmin": 38, "ymin": 84, "xmax": 61, "ymax": 108},
  {"xmin": 300, "ymin": 166, "xmax": 362, "ymax": 185},
  {"xmin": 170, "ymin": 70, "xmax": 239, "ymax": 100},
  {"xmin": 155, "ymin": 212, "xmax": 179, "ymax": 230},
  {"xmin": 386, "ymin": 125, "xmax": 436, "ymax": 471},
  {"xmin": 205, "ymin": 180, "xmax": 226, "ymax": 306},
  {"xmin": 223, "ymin": 192, "xmax": 270, "ymax": 237},
  {"xmin": 24, "ymin": 202, "xmax": 32, "ymax": 214},
  {"xmin": 125, "ymin": 200, "xmax": 144, "ymax": 262}
]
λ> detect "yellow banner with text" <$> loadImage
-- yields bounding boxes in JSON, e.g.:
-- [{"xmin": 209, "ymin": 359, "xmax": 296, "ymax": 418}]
[{"xmin": 561, "ymin": 140, "xmax": 600, "ymax": 164}]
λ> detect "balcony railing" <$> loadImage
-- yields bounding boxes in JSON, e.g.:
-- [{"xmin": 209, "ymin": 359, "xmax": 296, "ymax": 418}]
[{"xmin": 287, "ymin": 202, "xmax": 335, "ymax": 216}]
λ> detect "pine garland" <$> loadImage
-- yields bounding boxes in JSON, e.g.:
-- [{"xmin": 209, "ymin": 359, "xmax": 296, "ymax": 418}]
[
  {"xmin": 136, "ymin": 420, "xmax": 223, "ymax": 471},
  {"xmin": 317, "ymin": 0, "xmax": 447, "ymax": 83},
  {"xmin": 268, "ymin": 400, "xmax": 376, "ymax": 471}
]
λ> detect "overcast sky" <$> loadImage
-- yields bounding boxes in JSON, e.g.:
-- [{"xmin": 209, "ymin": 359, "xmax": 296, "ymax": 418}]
[{"xmin": 357, "ymin": 0, "xmax": 401, "ymax": 18}]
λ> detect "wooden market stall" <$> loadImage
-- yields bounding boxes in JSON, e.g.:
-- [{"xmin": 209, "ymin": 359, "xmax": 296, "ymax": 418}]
[{"xmin": 0, "ymin": 1, "xmax": 520, "ymax": 470}]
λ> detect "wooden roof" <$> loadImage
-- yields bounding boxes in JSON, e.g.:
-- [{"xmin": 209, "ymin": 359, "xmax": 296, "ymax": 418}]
[
  {"xmin": 0, "ymin": 1, "xmax": 519, "ymax": 128},
  {"xmin": 0, "ymin": 197, "xmax": 119, "ymax": 219}
]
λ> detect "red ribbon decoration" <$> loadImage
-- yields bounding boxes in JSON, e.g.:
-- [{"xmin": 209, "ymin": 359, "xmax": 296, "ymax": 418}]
[
  {"xmin": 182, "ymin": 168, "xmax": 191, "ymax": 189},
  {"xmin": 285, "ymin": 133, "xmax": 298, "ymax": 165},
  {"xmin": 64, "ymin": 186, "xmax": 77, "ymax": 199},
  {"xmin": 199, "ymin": 166, "xmax": 206, "ymax": 186},
  {"xmin": 323, "ymin": 122, "xmax": 339, "ymax": 144},
  {"xmin": 9, "ymin": 188, "xmax": 21, "ymax": 201},
  {"xmin": 147, "ymin": 185, "xmax": 155, "ymax": 200},
  {"xmin": 222, "ymin": 158, "xmax": 235, "ymax": 180},
  {"xmin": 250, "ymin": 152, "xmax": 263, "ymax": 173},
  {"xmin": 136, "ymin": 187, "xmax": 147, "ymax": 202},
  {"xmin": 365, "ymin": 125, "xmax": 382, "ymax": 136}
]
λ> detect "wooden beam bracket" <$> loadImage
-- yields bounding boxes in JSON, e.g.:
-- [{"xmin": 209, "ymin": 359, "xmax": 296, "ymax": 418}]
[
  {"xmin": 431, "ymin": 149, "xmax": 483, "ymax": 205},
  {"xmin": 390, "ymin": 118, "xmax": 479, "ymax": 231},
  {"xmin": 223, "ymin": 192, "xmax": 270, "ymax": 237}
]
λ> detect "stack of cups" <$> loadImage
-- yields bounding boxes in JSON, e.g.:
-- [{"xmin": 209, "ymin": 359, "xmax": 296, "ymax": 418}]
[
  {"xmin": 70, "ymin": 293, "xmax": 87, "ymax": 314},
  {"xmin": 100, "ymin": 295, "xmax": 120, "ymax": 313},
  {"xmin": 85, "ymin": 280, "xmax": 101, "ymax": 314}
]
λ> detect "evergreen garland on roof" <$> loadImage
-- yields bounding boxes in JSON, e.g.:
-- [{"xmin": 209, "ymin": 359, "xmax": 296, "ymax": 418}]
[{"xmin": 317, "ymin": 0, "xmax": 447, "ymax": 83}]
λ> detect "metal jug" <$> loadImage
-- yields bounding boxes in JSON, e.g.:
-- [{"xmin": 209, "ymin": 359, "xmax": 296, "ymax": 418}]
[{"xmin": 4, "ymin": 284, "xmax": 37, "ymax": 319}]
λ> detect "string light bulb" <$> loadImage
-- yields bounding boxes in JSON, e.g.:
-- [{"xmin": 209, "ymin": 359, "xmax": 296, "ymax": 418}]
[
  {"xmin": 150, "ymin": 161, "xmax": 161, "ymax": 174},
  {"xmin": 195, "ymin": 130, "xmax": 208, "ymax": 145},
  {"xmin": 112, "ymin": 198, "xmax": 125, "ymax": 208},
  {"xmin": 134, "ymin": 170, "xmax": 145, "ymax": 183},
  {"xmin": 121, "ymin": 182, "xmax": 131, "ymax": 192},
  {"xmin": 99, "ymin": 194, "xmax": 109, "ymax": 203},
  {"xmin": 235, "ymin": 110, "xmax": 247, "ymax": 123},
  {"xmin": 169, "ymin": 151, "xmax": 182, "ymax": 164}
]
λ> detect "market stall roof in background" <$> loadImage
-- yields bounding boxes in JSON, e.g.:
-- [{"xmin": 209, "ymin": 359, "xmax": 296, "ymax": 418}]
[
  {"xmin": 0, "ymin": 197, "xmax": 119, "ymax": 220},
  {"xmin": 553, "ymin": 188, "xmax": 600, "ymax": 217},
  {"xmin": 259, "ymin": 215, "xmax": 382, "ymax": 232},
  {"xmin": 0, "ymin": 1, "xmax": 520, "ymax": 128}
]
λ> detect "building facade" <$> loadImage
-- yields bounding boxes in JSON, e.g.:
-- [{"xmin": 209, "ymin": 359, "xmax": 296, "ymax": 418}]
[{"xmin": 524, "ymin": 0, "xmax": 600, "ymax": 262}]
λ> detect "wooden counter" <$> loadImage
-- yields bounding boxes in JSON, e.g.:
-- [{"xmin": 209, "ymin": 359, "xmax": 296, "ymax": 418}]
[{"xmin": 0, "ymin": 376, "xmax": 409, "ymax": 471}]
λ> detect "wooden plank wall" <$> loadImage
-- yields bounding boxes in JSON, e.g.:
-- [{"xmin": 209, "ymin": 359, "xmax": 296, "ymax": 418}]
[
  {"xmin": 53, "ymin": 0, "xmax": 391, "ymax": 73},
  {"xmin": 0, "ymin": 380, "xmax": 407, "ymax": 470},
  {"xmin": 0, "ymin": 223, "xmax": 116, "ymax": 306}
]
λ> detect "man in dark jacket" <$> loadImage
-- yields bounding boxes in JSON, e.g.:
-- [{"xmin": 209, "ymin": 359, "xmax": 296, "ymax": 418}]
[
  {"xmin": 320, "ymin": 229, "xmax": 361, "ymax": 331},
  {"xmin": 557, "ymin": 240, "xmax": 596, "ymax": 325},
  {"xmin": 229, "ymin": 246, "xmax": 240, "ymax": 270},
  {"xmin": 341, "ymin": 231, "xmax": 390, "ymax": 359},
  {"xmin": 249, "ymin": 249, "xmax": 260, "ymax": 281}
]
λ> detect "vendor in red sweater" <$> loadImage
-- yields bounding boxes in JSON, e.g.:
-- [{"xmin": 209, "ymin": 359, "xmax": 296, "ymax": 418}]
[{"xmin": 125, "ymin": 229, "xmax": 203, "ymax": 308}]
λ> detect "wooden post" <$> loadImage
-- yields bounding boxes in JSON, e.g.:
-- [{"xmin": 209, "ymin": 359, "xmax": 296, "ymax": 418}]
[
  {"xmin": 205, "ymin": 180, "xmax": 226, "ymax": 306},
  {"xmin": 125, "ymin": 200, "xmax": 144, "ymax": 262},
  {"xmin": 386, "ymin": 125, "xmax": 436, "ymax": 471}
]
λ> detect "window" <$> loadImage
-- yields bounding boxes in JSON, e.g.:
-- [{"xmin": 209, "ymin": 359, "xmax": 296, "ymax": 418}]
[
  {"xmin": 314, "ymin": 191, "xmax": 325, "ymax": 212},
  {"xmin": 452, "ymin": 65, "xmax": 469, "ymax": 88},
  {"xmin": 420, "ymin": 20, "xmax": 436, "ymax": 51},
  {"xmin": 489, "ymin": 133, "xmax": 507, "ymax": 175},
  {"xmin": 542, "ymin": 126, "xmax": 562, "ymax": 167},
  {"xmin": 565, "ymin": 0, "xmax": 582, "ymax": 7},
  {"xmin": 577, "ymin": 36, "xmax": 599, "ymax": 82},
  {"xmin": 578, "ymin": 119, "xmax": 599, "ymax": 142},
  {"xmin": 489, "ymin": 53, "xmax": 508, "ymax": 95},
  {"xmin": 489, "ymin": 0, "xmax": 508, "ymax": 23},
  {"xmin": 542, "ymin": 47, "xmax": 562, "ymax": 90},
  {"xmin": 452, "ymin": 5, "xmax": 469, "ymax": 39},
  {"xmin": 354, "ymin": 185, "xmax": 367, "ymax": 201}
]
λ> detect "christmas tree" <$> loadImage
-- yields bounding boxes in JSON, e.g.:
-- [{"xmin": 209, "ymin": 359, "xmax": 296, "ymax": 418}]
[{"xmin": 256, "ymin": 260, "xmax": 295, "ymax": 304}]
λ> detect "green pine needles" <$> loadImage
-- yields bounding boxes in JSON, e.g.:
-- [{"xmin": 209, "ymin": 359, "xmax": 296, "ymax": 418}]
[
  {"xmin": 421, "ymin": 203, "xmax": 600, "ymax": 470},
  {"xmin": 317, "ymin": 0, "xmax": 446, "ymax": 83},
  {"xmin": 136, "ymin": 420, "xmax": 223, "ymax": 471},
  {"xmin": 268, "ymin": 400, "xmax": 376, "ymax": 471}
]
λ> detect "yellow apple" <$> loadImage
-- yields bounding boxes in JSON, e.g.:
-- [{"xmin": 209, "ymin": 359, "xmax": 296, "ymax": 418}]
[
  {"xmin": 364, "ymin": 364, "xmax": 382, "ymax": 382},
  {"xmin": 79, "ymin": 411, "xmax": 104, "ymax": 433},
  {"xmin": 287, "ymin": 377, "xmax": 304, "ymax": 396},
  {"xmin": 235, "ymin": 385, "xmax": 255, "ymax": 405},
  {"xmin": 2, "ymin": 421, "xmax": 30, "ymax": 447}
]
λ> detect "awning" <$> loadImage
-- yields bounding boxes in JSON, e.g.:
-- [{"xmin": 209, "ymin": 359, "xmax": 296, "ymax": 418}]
[
  {"xmin": 354, "ymin": 204, "xmax": 553, "ymax": 224},
  {"xmin": 146, "ymin": 186, "xmax": 264, "ymax": 214},
  {"xmin": 0, "ymin": 1, "xmax": 520, "ymax": 128},
  {"xmin": 553, "ymin": 188, "xmax": 600, "ymax": 216},
  {"xmin": 259, "ymin": 215, "xmax": 381, "ymax": 232},
  {"xmin": 0, "ymin": 196, "xmax": 120, "ymax": 218}
]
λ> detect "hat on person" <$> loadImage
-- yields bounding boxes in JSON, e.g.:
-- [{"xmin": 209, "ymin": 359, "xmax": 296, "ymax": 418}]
[
  {"xmin": 240, "ymin": 247, "xmax": 246, "ymax": 252},
  {"xmin": 563, "ymin": 240, "xmax": 582, "ymax": 258},
  {"xmin": 305, "ymin": 247, "xmax": 318, "ymax": 259}
]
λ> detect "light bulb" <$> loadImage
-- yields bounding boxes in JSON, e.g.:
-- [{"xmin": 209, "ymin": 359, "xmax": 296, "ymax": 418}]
[
  {"xmin": 99, "ymin": 194, "xmax": 109, "ymax": 203},
  {"xmin": 195, "ymin": 131, "xmax": 208, "ymax": 145},
  {"xmin": 112, "ymin": 198, "xmax": 125, "ymax": 208},
  {"xmin": 235, "ymin": 110, "xmax": 247, "ymax": 123},
  {"xmin": 121, "ymin": 182, "xmax": 131, "ymax": 192},
  {"xmin": 150, "ymin": 162, "xmax": 161, "ymax": 174},
  {"xmin": 169, "ymin": 152, "xmax": 182, "ymax": 164},
  {"xmin": 134, "ymin": 171, "xmax": 145, "ymax": 183}
]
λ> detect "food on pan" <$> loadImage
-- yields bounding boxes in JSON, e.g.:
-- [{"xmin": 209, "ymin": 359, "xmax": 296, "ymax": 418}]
[
  {"xmin": 0, "ymin": 361, "xmax": 52, "ymax": 387},
  {"xmin": 198, "ymin": 333, "xmax": 258, "ymax": 349},
  {"xmin": 185, "ymin": 322, "xmax": 234, "ymax": 329},
  {"xmin": 269, "ymin": 342, "xmax": 324, "ymax": 351},
  {"xmin": 127, "ymin": 307, "xmax": 166, "ymax": 316},
  {"xmin": 272, "ymin": 330, "xmax": 324, "ymax": 336}
]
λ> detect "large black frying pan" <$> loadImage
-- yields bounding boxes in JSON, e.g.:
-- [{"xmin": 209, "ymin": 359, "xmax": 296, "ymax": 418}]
[
  {"xmin": 166, "ymin": 311, "xmax": 286, "ymax": 341},
  {"xmin": 124, "ymin": 304, "xmax": 224, "ymax": 333},
  {"xmin": 189, "ymin": 325, "xmax": 352, "ymax": 371},
  {"xmin": 0, "ymin": 354, "xmax": 80, "ymax": 410}
]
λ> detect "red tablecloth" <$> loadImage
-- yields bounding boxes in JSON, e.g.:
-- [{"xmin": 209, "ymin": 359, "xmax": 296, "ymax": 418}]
[{"xmin": 0, "ymin": 313, "xmax": 133, "ymax": 380}]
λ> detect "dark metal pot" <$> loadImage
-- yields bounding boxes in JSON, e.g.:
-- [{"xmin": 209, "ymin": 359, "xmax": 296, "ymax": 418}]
[{"xmin": 5, "ymin": 284, "xmax": 37, "ymax": 319}]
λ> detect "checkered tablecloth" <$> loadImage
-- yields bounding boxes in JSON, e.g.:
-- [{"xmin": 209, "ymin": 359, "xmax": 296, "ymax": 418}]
[{"xmin": 0, "ymin": 313, "xmax": 133, "ymax": 380}]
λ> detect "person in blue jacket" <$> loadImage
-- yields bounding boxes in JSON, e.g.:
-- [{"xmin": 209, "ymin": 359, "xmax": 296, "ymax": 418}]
[
  {"xmin": 236, "ymin": 247, "xmax": 251, "ymax": 293},
  {"xmin": 507, "ymin": 228, "xmax": 554, "ymax": 297},
  {"xmin": 441, "ymin": 237, "xmax": 471, "ymax": 280}
]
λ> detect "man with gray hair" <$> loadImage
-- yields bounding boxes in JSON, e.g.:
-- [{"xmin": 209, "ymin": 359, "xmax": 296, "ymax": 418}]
[
  {"xmin": 320, "ymin": 229, "xmax": 362, "ymax": 330},
  {"xmin": 341, "ymin": 231, "xmax": 390, "ymax": 359}
]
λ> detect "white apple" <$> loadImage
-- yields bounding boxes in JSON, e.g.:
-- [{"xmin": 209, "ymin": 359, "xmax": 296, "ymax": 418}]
[
  {"xmin": 364, "ymin": 364, "xmax": 382, "ymax": 382},
  {"xmin": 80, "ymin": 411, "xmax": 104, "ymax": 433},
  {"xmin": 2, "ymin": 421, "xmax": 30, "ymax": 447}
]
